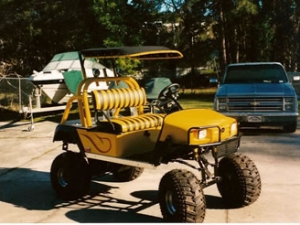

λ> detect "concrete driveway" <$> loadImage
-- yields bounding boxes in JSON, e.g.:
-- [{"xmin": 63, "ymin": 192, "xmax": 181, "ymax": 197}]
[{"xmin": 0, "ymin": 119, "xmax": 299, "ymax": 223}]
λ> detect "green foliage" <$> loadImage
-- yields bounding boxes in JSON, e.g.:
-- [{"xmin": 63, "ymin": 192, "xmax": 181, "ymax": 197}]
[
  {"xmin": 233, "ymin": 0, "xmax": 258, "ymax": 15},
  {"xmin": 115, "ymin": 58, "xmax": 141, "ymax": 75},
  {"xmin": 0, "ymin": 0, "xmax": 300, "ymax": 76}
]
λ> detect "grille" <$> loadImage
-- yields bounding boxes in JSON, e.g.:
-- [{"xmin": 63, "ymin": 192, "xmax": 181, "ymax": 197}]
[
  {"xmin": 227, "ymin": 97, "xmax": 283, "ymax": 111},
  {"xmin": 216, "ymin": 137, "xmax": 239, "ymax": 158}
]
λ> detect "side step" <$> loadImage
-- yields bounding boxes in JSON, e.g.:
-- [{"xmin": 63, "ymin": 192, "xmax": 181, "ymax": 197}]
[{"xmin": 86, "ymin": 152, "xmax": 157, "ymax": 170}]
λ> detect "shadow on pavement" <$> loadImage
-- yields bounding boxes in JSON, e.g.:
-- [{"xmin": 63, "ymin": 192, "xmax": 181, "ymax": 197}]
[
  {"xmin": 0, "ymin": 168, "xmax": 57, "ymax": 210},
  {"xmin": 0, "ymin": 119, "xmax": 23, "ymax": 130},
  {"xmin": 64, "ymin": 188, "xmax": 163, "ymax": 223},
  {"xmin": 0, "ymin": 167, "xmax": 234, "ymax": 222},
  {"xmin": 64, "ymin": 191, "xmax": 230, "ymax": 222},
  {"xmin": 205, "ymin": 195, "xmax": 226, "ymax": 209}
]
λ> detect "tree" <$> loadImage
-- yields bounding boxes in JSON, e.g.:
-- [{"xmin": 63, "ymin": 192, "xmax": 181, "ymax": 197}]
[{"xmin": 1, "ymin": 0, "xmax": 300, "ymax": 75}]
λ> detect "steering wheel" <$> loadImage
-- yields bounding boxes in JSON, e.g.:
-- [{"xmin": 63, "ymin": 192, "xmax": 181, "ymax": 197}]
[
  {"xmin": 157, "ymin": 83, "xmax": 182, "ymax": 113},
  {"xmin": 158, "ymin": 83, "xmax": 180, "ymax": 101}
]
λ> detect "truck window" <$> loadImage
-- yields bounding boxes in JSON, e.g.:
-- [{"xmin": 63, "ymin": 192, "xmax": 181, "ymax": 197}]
[{"xmin": 224, "ymin": 64, "xmax": 288, "ymax": 84}]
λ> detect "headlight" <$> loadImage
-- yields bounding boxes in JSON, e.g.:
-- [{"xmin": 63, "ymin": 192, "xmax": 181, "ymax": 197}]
[
  {"xmin": 198, "ymin": 129, "xmax": 207, "ymax": 139},
  {"xmin": 190, "ymin": 129, "xmax": 208, "ymax": 140},
  {"xmin": 217, "ymin": 98, "xmax": 227, "ymax": 111},
  {"xmin": 285, "ymin": 104, "xmax": 294, "ymax": 111},
  {"xmin": 284, "ymin": 97, "xmax": 295, "ymax": 111},
  {"xmin": 219, "ymin": 105, "xmax": 227, "ymax": 111},
  {"xmin": 285, "ymin": 97, "xmax": 294, "ymax": 103},
  {"xmin": 218, "ymin": 98, "xmax": 227, "ymax": 103},
  {"xmin": 231, "ymin": 122, "xmax": 237, "ymax": 134}
]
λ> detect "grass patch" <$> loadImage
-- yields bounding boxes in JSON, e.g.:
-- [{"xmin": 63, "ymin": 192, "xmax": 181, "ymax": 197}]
[
  {"xmin": 178, "ymin": 88, "xmax": 215, "ymax": 109},
  {"xmin": 179, "ymin": 98, "xmax": 213, "ymax": 109}
]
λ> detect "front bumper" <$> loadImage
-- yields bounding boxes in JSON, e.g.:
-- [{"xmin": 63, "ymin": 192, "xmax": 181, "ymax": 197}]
[
  {"xmin": 221, "ymin": 112, "xmax": 298, "ymax": 126},
  {"xmin": 214, "ymin": 136, "xmax": 241, "ymax": 158}
]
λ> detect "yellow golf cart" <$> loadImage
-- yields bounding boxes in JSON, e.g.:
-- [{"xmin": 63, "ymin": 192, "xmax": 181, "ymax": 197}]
[{"xmin": 50, "ymin": 46, "xmax": 261, "ymax": 222}]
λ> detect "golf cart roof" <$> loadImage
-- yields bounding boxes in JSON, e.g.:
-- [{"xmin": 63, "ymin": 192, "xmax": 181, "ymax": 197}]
[{"xmin": 80, "ymin": 46, "xmax": 183, "ymax": 60}]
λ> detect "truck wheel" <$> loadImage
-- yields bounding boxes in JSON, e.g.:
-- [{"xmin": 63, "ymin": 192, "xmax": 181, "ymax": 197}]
[
  {"xmin": 217, "ymin": 153, "xmax": 261, "ymax": 207},
  {"xmin": 50, "ymin": 152, "xmax": 91, "ymax": 200},
  {"xmin": 283, "ymin": 121, "xmax": 297, "ymax": 133},
  {"xmin": 158, "ymin": 169, "xmax": 206, "ymax": 222},
  {"xmin": 113, "ymin": 165, "xmax": 144, "ymax": 182}
]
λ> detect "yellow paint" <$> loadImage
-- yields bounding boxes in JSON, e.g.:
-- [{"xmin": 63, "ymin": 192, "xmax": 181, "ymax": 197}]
[
  {"xmin": 160, "ymin": 109, "xmax": 237, "ymax": 145},
  {"xmin": 77, "ymin": 128, "xmax": 161, "ymax": 157}
]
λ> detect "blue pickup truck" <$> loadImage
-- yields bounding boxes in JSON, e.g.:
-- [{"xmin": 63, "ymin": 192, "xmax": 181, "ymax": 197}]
[{"xmin": 214, "ymin": 62, "xmax": 298, "ymax": 132}]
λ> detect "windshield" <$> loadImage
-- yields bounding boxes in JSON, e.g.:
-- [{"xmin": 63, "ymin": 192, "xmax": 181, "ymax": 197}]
[
  {"xmin": 224, "ymin": 64, "xmax": 288, "ymax": 84},
  {"xmin": 43, "ymin": 52, "xmax": 80, "ymax": 72},
  {"xmin": 42, "ymin": 52, "xmax": 104, "ymax": 72}
]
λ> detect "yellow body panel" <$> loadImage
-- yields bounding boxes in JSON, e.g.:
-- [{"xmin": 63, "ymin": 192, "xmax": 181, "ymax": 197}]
[
  {"xmin": 77, "ymin": 128, "xmax": 161, "ymax": 158},
  {"xmin": 160, "ymin": 109, "xmax": 237, "ymax": 145}
]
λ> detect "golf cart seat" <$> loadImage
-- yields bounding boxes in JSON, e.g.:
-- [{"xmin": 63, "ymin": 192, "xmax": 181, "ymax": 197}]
[{"xmin": 92, "ymin": 87, "xmax": 165, "ymax": 134}]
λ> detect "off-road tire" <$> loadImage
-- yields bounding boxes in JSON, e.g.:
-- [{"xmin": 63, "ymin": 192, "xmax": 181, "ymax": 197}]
[
  {"xmin": 158, "ymin": 169, "xmax": 206, "ymax": 223},
  {"xmin": 217, "ymin": 153, "xmax": 261, "ymax": 207},
  {"xmin": 50, "ymin": 151, "xmax": 91, "ymax": 200},
  {"xmin": 113, "ymin": 166, "xmax": 144, "ymax": 182}
]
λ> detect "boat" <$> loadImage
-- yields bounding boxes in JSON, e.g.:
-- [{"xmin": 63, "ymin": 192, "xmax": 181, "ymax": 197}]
[{"xmin": 28, "ymin": 51, "xmax": 115, "ymax": 104}]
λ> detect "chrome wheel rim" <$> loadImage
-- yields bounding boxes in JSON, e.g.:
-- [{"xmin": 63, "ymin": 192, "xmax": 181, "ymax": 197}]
[
  {"xmin": 165, "ymin": 190, "xmax": 176, "ymax": 215},
  {"xmin": 57, "ymin": 168, "xmax": 68, "ymax": 187}
]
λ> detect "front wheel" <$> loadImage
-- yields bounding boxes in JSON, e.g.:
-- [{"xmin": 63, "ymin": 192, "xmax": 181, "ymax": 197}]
[
  {"xmin": 217, "ymin": 153, "xmax": 261, "ymax": 207},
  {"xmin": 158, "ymin": 169, "xmax": 206, "ymax": 222},
  {"xmin": 50, "ymin": 151, "xmax": 91, "ymax": 200}
]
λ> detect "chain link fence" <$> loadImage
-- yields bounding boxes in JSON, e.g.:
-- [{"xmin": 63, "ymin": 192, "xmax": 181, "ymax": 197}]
[{"xmin": 0, "ymin": 75, "xmax": 36, "ymax": 113}]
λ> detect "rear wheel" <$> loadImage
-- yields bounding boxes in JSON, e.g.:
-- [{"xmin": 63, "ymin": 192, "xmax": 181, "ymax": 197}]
[
  {"xmin": 113, "ymin": 165, "xmax": 144, "ymax": 182},
  {"xmin": 158, "ymin": 169, "xmax": 206, "ymax": 222},
  {"xmin": 50, "ymin": 151, "xmax": 91, "ymax": 200},
  {"xmin": 217, "ymin": 153, "xmax": 261, "ymax": 207}
]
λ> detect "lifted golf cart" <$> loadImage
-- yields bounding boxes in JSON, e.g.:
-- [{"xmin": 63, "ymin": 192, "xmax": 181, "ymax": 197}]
[{"xmin": 51, "ymin": 46, "xmax": 261, "ymax": 223}]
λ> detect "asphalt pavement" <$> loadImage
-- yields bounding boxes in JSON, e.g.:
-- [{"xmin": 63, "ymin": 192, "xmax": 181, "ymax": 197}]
[{"xmin": 0, "ymin": 119, "xmax": 299, "ymax": 223}]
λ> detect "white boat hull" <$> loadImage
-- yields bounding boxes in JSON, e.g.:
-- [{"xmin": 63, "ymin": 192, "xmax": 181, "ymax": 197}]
[
  {"xmin": 39, "ymin": 83, "xmax": 71, "ymax": 103},
  {"xmin": 28, "ymin": 52, "xmax": 115, "ymax": 103}
]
